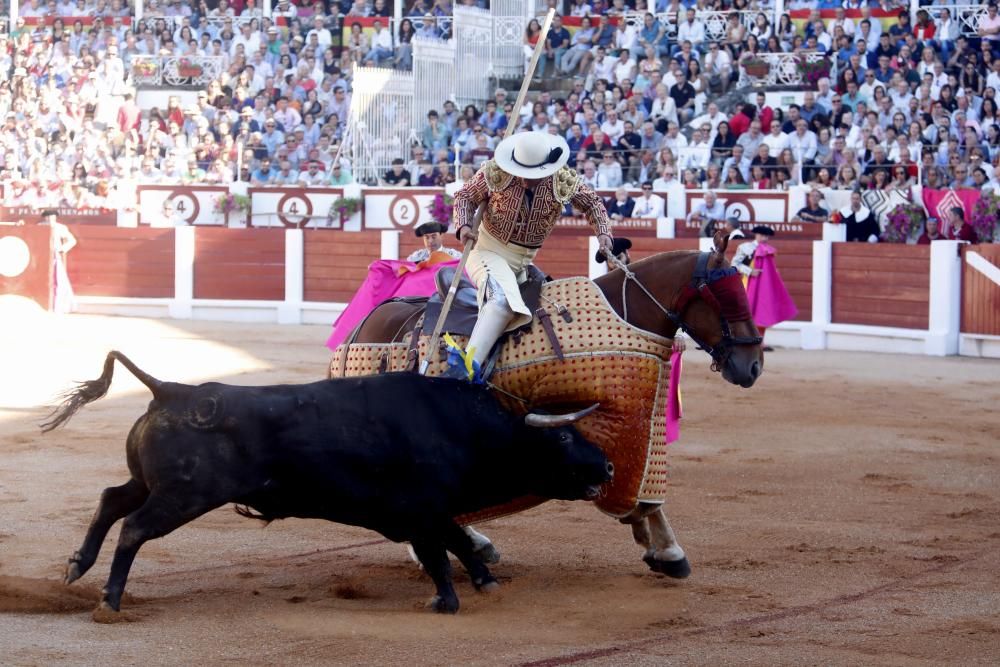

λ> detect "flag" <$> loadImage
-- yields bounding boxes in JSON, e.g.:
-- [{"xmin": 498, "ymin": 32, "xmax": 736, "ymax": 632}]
[{"xmin": 921, "ymin": 188, "xmax": 981, "ymax": 223}]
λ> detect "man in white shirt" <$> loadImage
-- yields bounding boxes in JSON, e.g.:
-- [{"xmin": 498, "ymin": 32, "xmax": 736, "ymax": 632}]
[
  {"xmin": 723, "ymin": 145, "xmax": 752, "ymax": 182},
  {"xmin": 691, "ymin": 102, "xmax": 727, "ymax": 141},
  {"xmin": 788, "ymin": 119, "xmax": 817, "ymax": 165},
  {"xmin": 308, "ymin": 16, "xmax": 333, "ymax": 49},
  {"xmin": 676, "ymin": 9, "xmax": 705, "ymax": 51},
  {"xmin": 681, "ymin": 126, "xmax": 711, "ymax": 172},
  {"xmin": 272, "ymin": 98, "xmax": 301, "ymax": 131},
  {"xmin": 297, "ymin": 160, "xmax": 327, "ymax": 186},
  {"xmin": 633, "ymin": 181, "xmax": 665, "ymax": 219},
  {"xmin": 651, "ymin": 165, "xmax": 684, "ymax": 218},
  {"xmin": 762, "ymin": 120, "xmax": 789, "ymax": 156},
  {"xmin": 590, "ymin": 47, "xmax": 615, "ymax": 84},
  {"xmin": 363, "ymin": 19, "xmax": 394, "ymax": 67},
  {"xmin": 687, "ymin": 191, "xmax": 727, "ymax": 237},
  {"xmin": 230, "ymin": 22, "xmax": 260, "ymax": 58},
  {"xmin": 596, "ymin": 151, "xmax": 623, "ymax": 188},
  {"xmin": 600, "ymin": 108, "xmax": 625, "ymax": 143},
  {"xmin": 612, "ymin": 49, "xmax": 636, "ymax": 85},
  {"xmin": 663, "ymin": 122, "xmax": 688, "ymax": 153},
  {"xmin": 703, "ymin": 42, "xmax": 732, "ymax": 93}
]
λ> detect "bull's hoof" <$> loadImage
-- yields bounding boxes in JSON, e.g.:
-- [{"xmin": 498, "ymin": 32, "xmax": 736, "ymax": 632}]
[
  {"xmin": 473, "ymin": 576, "xmax": 500, "ymax": 593},
  {"xmin": 427, "ymin": 595, "xmax": 460, "ymax": 614},
  {"xmin": 644, "ymin": 554, "xmax": 692, "ymax": 579},
  {"xmin": 65, "ymin": 559, "xmax": 83, "ymax": 585},
  {"xmin": 474, "ymin": 542, "xmax": 501, "ymax": 565}
]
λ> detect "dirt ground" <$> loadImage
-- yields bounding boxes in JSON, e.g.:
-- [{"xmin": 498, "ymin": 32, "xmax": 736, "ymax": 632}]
[{"xmin": 1, "ymin": 305, "xmax": 998, "ymax": 666}]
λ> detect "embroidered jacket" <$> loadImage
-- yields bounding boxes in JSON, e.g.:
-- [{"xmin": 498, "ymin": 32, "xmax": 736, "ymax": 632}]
[
  {"xmin": 453, "ymin": 160, "xmax": 611, "ymax": 248},
  {"xmin": 731, "ymin": 240, "xmax": 758, "ymax": 276}
]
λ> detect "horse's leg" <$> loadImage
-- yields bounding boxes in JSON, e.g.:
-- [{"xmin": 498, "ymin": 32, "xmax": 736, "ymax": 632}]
[{"xmin": 620, "ymin": 502, "xmax": 691, "ymax": 579}]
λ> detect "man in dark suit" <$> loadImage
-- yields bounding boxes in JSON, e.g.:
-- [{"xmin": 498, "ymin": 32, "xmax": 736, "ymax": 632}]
[{"xmin": 605, "ymin": 187, "xmax": 635, "ymax": 220}]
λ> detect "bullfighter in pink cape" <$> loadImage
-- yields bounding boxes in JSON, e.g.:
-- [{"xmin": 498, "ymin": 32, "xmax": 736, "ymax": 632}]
[
  {"xmin": 325, "ymin": 221, "xmax": 463, "ymax": 350},
  {"xmin": 731, "ymin": 225, "xmax": 797, "ymax": 350}
]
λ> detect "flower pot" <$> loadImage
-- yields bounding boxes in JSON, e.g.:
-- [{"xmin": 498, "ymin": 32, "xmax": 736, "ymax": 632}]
[{"xmin": 743, "ymin": 63, "xmax": 769, "ymax": 78}]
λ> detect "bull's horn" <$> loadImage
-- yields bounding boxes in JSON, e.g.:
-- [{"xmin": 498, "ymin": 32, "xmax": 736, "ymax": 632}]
[{"xmin": 524, "ymin": 403, "xmax": 600, "ymax": 428}]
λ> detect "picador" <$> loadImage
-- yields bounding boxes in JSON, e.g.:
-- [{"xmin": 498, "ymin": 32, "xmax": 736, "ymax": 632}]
[{"xmin": 443, "ymin": 130, "xmax": 615, "ymax": 381}]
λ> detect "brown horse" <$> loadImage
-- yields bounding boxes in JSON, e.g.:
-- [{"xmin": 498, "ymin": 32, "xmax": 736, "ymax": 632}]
[{"xmin": 332, "ymin": 234, "xmax": 764, "ymax": 577}]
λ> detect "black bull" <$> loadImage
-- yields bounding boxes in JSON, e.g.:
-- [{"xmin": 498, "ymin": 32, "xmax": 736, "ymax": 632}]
[{"xmin": 42, "ymin": 351, "xmax": 612, "ymax": 614}]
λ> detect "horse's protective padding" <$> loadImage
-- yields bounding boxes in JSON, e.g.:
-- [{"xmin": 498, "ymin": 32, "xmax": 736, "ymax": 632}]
[{"xmin": 330, "ymin": 278, "xmax": 675, "ymax": 519}]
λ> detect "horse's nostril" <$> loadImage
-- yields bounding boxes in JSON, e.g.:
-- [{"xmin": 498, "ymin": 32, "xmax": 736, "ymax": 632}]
[
  {"xmin": 606, "ymin": 462, "xmax": 615, "ymax": 477},
  {"xmin": 750, "ymin": 360, "xmax": 761, "ymax": 379}
]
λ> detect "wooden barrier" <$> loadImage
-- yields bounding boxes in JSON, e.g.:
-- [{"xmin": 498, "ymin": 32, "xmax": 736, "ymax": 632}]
[
  {"xmin": 961, "ymin": 245, "xmax": 1000, "ymax": 336},
  {"xmin": 67, "ymin": 227, "xmax": 175, "ymax": 298},
  {"xmin": 831, "ymin": 244, "xmax": 930, "ymax": 330},
  {"xmin": 533, "ymin": 235, "xmax": 590, "ymax": 279},
  {"xmin": 628, "ymin": 237, "xmax": 699, "ymax": 262},
  {"xmin": 193, "ymin": 228, "xmax": 285, "ymax": 301},
  {"xmin": 303, "ymin": 230, "xmax": 384, "ymax": 303}
]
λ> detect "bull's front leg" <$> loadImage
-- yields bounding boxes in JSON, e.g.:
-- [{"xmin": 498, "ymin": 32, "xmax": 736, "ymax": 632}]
[
  {"xmin": 444, "ymin": 523, "xmax": 499, "ymax": 593},
  {"xmin": 66, "ymin": 479, "xmax": 149, "ymax": 585},
  {"xmin": 410, "ymin": 538, "xmax": 460, "ymax": 614},
  {"xmin": 620, "ymin": 502, "xmax": 691, "ymax": 579}
]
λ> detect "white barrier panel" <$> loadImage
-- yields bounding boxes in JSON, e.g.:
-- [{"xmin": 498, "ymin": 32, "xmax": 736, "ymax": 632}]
[
  {"xmin": 362, "ymin": 188, "xmax": 444, "ymax": 231},
  {"xmin": 247, "ymin": 187, "xmax": 354, "ymax": 229},
  {"xmin": 137, "ymin": 185, "xmax": 230, "ymax": 227}
]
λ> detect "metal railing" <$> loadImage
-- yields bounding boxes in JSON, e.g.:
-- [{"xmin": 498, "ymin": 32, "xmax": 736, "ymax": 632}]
[
  {"xmin": 738, "ymin": 51, "xmax": 833, "ymax": 88},
  {"xmin": 924, "ymin": 3, "xmax": 991, "ymax": 40},
  {"xmin": 129, "ymin": 55, "xmax": 225, "ymax": 88},
  {"xmin": 344, "ymin": 66, "xmax": 417, "ymax": 185},
  {"xmin": 620, "ymin": 10, "xmax": 757, "ymax": 45}
]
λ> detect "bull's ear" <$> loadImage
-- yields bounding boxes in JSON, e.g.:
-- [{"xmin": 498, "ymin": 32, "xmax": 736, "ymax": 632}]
[
  {"xmin": 713, "ymin": 230, "xmax": 729, "ymax": 255},
  {"xmin": 524, "ymin": 403, "xmax": 600, "ymax": 428}
]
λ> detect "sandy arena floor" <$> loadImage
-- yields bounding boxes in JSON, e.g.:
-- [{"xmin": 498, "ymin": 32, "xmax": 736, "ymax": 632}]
[{"xmin": 0, "ymin": 307, "xmax": 998, "ymax": 666}]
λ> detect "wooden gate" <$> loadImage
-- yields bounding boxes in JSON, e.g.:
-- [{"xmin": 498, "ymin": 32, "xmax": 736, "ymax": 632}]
[{"xmin": 961, "ymin": 245, "xmax": 1000, "ymax": 336}]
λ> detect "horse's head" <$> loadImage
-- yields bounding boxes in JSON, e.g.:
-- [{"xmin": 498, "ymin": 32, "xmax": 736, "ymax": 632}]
[
  {"xmin": 596, "ymin": 233, "xmax": 764, "ymax": 388},
  {"xmin": 676, "ymin": 233, "xmax": 764, "ymax": 388}
]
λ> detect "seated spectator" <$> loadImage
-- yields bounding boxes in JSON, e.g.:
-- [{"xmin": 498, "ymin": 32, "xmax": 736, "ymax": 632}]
[
  {"xmin": 632, "ymin": 181, "xmax": 665, "ymax": 218},
  {"xmin": 916, "ymin": 217, "xmax": 946, "ymax": 245},
  {"xmin": 944, "ymin": 206, "xmax": 978, "ymax": 243},
  {"xmin": 606, "ymin": 187, "xmax": 635, "ymax": 220},
  {"xmin": 687, "ymin": 190, "xmax": 726, "ymax": 238},
  {"xmin": 383, "ymin": 158, "xmax": 411, "ymax": 186},
  {"xmin": 793, "ymin": 190, "xmax": 830, "ymax": 224}
]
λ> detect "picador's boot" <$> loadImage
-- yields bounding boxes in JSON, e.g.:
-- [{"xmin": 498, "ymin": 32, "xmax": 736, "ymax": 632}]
[{"xmin": 441, "ymin": 301, "xmax": 514, "ymax": 382}]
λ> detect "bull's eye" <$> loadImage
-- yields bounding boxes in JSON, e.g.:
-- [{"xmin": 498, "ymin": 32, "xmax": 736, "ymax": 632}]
[{"xmin": 560, "ymin": 432, "xmax": 571, "ymax": 443}]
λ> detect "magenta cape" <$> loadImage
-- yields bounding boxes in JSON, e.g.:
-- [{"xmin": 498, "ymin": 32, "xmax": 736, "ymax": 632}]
[
  {"xmin": 325, "ymin": 258, "xmax": 460, "ymax": 351},
  {"xmin": 746, "ymin": 243, "xmax": 798, "ymax": 328},
  {"xmin": 665, "ymin": 349, "xmax": 683, "ymax": 444}
]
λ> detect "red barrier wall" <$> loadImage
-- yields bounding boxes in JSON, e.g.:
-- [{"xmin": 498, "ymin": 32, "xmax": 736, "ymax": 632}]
[
  {"xmin": 533, "ymin": 235, "xmax": 590, "ymax": 279},
  {"xmin": 831, "ymin": 244, "xmax": 930, "ymax": 330},
  {"xmin": 961, "ymin": 245, "xmax": 1000, "ymax": 336},
  {"xmin": 303, "ymin": 230, "xmax": 383, "ymax": 303},
  {"xmin": 194, "ymin": 228, "xmax": 285, "ymax": 300},
  {"xmin": 67, "ymin": 226, "xmax": 175, "ymax": 298}
]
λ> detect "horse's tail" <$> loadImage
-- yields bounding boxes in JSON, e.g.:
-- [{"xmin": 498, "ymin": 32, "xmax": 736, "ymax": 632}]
[{"xmin": 41, "ymin": 351, "xmax": 166, "ymax": 433}]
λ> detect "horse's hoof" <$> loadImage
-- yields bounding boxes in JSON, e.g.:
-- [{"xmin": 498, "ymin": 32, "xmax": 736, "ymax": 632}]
[
  {"xmin": 427, "ymin": 595, "xmax": 460, "ymax": 614},
  {"xmin": 474, "ymin": 542, "xmax": 501, "ymax": 565},
  {"xmin": 644, "ymin": 555, "xmax": 691, "ymax": 579},
  {"xmin": 474, "ymin": 576, "xmax": 500, "ymax": 593},
  {"xmin": 65, "ymin": 560, "xmax": 82, "ymax": 585}
]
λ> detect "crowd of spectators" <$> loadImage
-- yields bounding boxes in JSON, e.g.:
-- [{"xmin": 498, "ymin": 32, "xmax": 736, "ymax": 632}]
[{"xmin": 2, "ymin": 0, "xmax": 1000, "ymax": 210}]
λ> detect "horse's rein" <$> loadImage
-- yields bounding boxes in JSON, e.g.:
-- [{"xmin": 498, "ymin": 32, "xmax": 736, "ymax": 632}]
[{"xmin": 603, "ymin": 250, "xmax": 762, "ymax": 370}]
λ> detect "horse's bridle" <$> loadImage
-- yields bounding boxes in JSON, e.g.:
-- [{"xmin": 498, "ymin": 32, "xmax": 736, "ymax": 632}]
[{"xmin": 609, "ymin": 251, "xmax": 763, "ymax": 371}]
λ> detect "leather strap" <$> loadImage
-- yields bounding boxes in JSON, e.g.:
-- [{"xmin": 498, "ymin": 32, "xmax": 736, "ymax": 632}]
[
  {"xmin": 536, "ymin": 307, "xmax": 564, "ymax": 361},
  {"xmin": 405, "ymin": 321, "xmax": 423, "ymax": 373}
]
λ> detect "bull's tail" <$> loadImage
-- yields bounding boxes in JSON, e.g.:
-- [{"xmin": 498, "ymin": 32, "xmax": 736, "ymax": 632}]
[{"xmin": 41, "ymin": 351, "xmax": 165, "ymax": 433}]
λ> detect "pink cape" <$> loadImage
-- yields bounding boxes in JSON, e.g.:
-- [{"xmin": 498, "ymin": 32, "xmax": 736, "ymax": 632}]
[
  {"xmin": 325, "ymin": 257, "xmax": 460, "ymax": 350},
  {"xmin": 746, "ymin": 243, "xmax": 798, "ymax": 328},
  {"xmin": 665, "ymin": 349, "xmax": 683, "ymax": 444}
]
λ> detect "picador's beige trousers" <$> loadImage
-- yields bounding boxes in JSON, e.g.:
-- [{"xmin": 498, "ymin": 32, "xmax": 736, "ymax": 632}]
[{"xmin": 465, "ymin": 227, "xmax": 540, "ymax": 365}]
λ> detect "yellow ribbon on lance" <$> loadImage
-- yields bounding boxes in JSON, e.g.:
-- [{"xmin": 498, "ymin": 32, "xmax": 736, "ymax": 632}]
[{"xmin": 442, "ymin": 333, "xmax": 476, "ymax": 379}]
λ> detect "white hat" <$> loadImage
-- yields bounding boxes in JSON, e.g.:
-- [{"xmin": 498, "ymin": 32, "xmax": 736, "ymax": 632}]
[{"xmin": 493, "ymin": 131, "xmax": 570, "ymax": 179}]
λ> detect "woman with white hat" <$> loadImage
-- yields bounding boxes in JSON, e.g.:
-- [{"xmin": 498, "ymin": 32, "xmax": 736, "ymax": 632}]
[{"xmin": 444, "ymin": 130, "xmax": 615, "ymax": 381}]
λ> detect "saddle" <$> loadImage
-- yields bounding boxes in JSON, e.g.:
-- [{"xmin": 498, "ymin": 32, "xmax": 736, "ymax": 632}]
[{"xmin": 345, "ymin": 265, "xmax": 558, "ymax": 379}]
